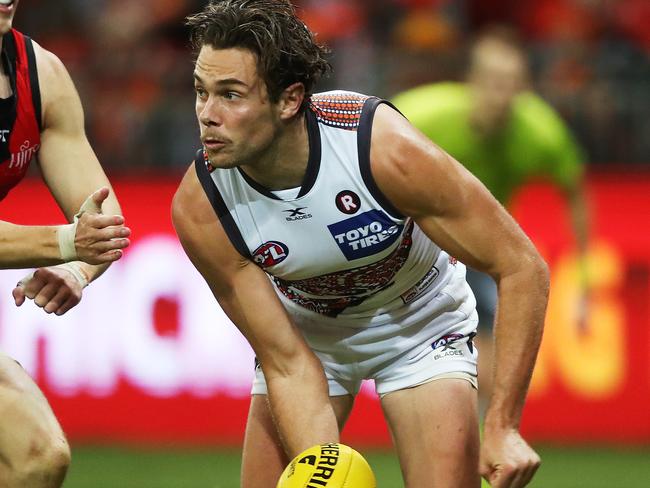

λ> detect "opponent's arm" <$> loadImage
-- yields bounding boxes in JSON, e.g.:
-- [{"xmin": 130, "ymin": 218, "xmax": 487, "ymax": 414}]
[
  {"xmin": 0, "ymin": 186, "xmax": 125, "ymax": 270},
  {"xmin": 1, "ymin": 46, "xmax": 129, "ymax": 271},
  {"xmin": 172, "ymin": 164, "xmax": 339, "ymax": 457},
  {"xmin": 0, "ymin": 220, "xmax": 62, "ymax": 267},
  {"xmin": 32, "ymin": 42, "xmax": 130, "ymax": 282},
  {"xmin": 370, "ymin": 104, "xmax": 548, "ymax": 488},
  {"xmin": 10, "ymin": 44, "xmax": 131, "ymax": 315}
]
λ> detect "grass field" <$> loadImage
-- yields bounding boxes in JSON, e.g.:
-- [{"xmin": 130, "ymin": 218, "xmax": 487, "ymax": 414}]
[{"xmin": 63, "ymin": 444, "xmax": 650, "ymax": 487}]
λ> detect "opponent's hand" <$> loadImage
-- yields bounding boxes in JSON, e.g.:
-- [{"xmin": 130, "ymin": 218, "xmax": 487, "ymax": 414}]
[
  {"xmin": 74, "ymin": 212, "xmax": 130, "ymax": 264},
  {"xmin": 479, "ymin": 427, "xmax": 541, "ymax": 488},
  {"xmin": 13, "ymin": 266, "xmax": 86, "ymax": 316},
  {"xmin": 70, "ymin": 187, "xmax": 131, "ymax": 264}
]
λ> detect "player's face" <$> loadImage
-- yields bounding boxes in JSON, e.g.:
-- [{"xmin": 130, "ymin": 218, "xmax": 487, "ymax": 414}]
[
  {"xmin": 193, "ymin": 45, "xmax": 282, "ymax": 169},
  {"xmin": 0, "ymin": 0, "xmax": 18, "ymax": 35},
  {"xmin": 469, "ymin": 43, "xmax": 528, "ymax": 124}
]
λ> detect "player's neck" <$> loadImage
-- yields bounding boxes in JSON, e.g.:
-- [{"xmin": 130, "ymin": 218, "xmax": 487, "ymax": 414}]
[
  {"xmin": 469, "ymin": 106, "xmax": 509, "ymax": 137},
  {"xmin": 240, "ymin": 112, "xmax": 310, "ymax": 191}
]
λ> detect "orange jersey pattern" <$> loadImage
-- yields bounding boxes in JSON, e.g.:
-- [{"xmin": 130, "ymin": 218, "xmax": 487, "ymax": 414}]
[{"xmin": 309, "ymin": 92, "xmax": 370, "ymax": 131}]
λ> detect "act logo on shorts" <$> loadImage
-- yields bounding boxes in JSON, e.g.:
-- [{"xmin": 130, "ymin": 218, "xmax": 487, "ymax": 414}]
[
  {"xmin": 328, "ymin": 209, "xmax": 403, "ymax": 260},
  {"xmin": 252, "ymin": 241, "xmax": 289, "ymax": 268}
]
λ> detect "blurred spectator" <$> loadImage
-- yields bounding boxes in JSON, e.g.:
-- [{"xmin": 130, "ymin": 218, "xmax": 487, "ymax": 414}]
[{"xmin": 15, "ymin": 0, "xmax": 649, "ymax": 172}]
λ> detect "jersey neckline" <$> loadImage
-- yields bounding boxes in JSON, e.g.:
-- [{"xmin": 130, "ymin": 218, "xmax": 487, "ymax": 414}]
[{"xmin": 236, "ymin": 107, "xmax": 322, "ymax": 201}]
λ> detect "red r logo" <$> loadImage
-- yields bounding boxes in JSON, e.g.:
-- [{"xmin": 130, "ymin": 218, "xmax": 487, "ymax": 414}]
[{"xmin": 335, "ymin": 190, "xmax": 361, "ymax": 215}]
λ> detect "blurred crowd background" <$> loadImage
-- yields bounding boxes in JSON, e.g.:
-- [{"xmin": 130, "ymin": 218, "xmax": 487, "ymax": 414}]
[{"xmin": 16, "ymin": 0, "xmax": 650, "ymax": 172}]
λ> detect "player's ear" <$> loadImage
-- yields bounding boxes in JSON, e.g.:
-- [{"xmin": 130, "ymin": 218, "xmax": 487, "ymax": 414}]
[{"xmin": 278, "ymin": 82, "xmax": 305, "ymax": 120}]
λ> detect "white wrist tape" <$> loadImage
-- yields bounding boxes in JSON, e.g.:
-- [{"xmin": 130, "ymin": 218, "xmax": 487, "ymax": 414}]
[
  {"xmin": 57, "ymin": 222, "xmax": 78, "ymax": 262},
  {"xmin": 15, "ymin": 262, "xmax": 90, "ymax": 291},
  {"xmin": 55, "ymin": 262, "xmax": 90, "ymax": 288},
  {"xmin": 56, "ymin": 190, "xmax": 104, "ymax": 263}
]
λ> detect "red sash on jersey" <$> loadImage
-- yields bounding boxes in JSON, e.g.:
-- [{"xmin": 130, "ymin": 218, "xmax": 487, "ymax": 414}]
[{"xmin": 0, "ymin": 28, "xmax": 41, "ymax": 201}]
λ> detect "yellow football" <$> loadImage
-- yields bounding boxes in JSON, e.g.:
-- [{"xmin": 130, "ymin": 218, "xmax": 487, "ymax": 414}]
[{"xmin": 276, "ymin": 443, "xmax": 376, "ymax": 488}]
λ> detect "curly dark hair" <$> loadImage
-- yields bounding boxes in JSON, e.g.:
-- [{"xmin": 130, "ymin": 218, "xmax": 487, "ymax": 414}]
[{"xmin": 186, "ymin": 0, "xmax": 332, "ymax": 111}]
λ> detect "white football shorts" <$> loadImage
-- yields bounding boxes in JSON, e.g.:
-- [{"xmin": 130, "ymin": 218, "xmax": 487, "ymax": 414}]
[{"xmin": 252, "ymin": 263, "xmax": 479, "ymax": 397}]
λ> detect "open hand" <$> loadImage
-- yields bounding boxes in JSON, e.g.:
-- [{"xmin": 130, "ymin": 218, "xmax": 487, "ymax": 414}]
[{"xmin": 73, "ymin": 187, "xmax": 131, "ymax": 264}]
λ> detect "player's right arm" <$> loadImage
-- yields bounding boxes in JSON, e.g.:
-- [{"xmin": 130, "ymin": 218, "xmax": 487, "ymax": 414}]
[
  {"xmin": 0, "ymin": 188, "xmax": 125, "ymax": 269},
  {"xmin": 0, "ymin": 220, "xmax": 63, "ymax": 267},
  {"xmin": 172, "ymin": 163, "xmax": 339, "ymax": 457},
  {"xmin": 1, "ymin": 43, "xmax": 129, "ymax": 271}
]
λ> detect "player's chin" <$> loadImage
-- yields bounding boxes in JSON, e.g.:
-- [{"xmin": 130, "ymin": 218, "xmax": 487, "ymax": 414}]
[{"xmin": 205, "ymin": 151, "xmax": 239, "ymax": 169}]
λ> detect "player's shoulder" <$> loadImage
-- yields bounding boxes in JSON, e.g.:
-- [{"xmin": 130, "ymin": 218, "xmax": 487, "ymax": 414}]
[
  {"xmin": 514, "ymin": 91, "xmax": 573, "ymax": 141},
  {"xmin": 310, "ymin": 89, "xmax": 372, "ymax": 102},
  {"xmin": 392, "ymin": 82, "xmax": 470, "ymax": 123},
  {"xmin": 392, "ymin": 82, "xmax": 468, "ymax": 108},
  {"xmin": 172, "ymin": 160, "xmax": 209, "ymax": 241},
  {"xmin": 308, "ymin": 90, "xmax": 376, "ymax": 130},
  {"xmin": 173, "ymin": 155, "xmax": 204, "ymax": 220},
  {"xmin": 26, "ymin": 37, "xmax": 81, "ymax": 128},
  {"xmin": 171, "ymin": 157, "xmax": 249, "ymax": 268},
  {"xmin": 29, "ymin": 38, "xmax": 68, "ymax": 84}
]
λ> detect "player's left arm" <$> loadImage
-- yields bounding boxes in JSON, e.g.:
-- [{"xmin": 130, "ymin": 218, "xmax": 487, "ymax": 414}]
[
  {"xmin": 13, "ymin": 43, "xmax": 129, "ymax": 315},
  {"xmin": 369, "ymin": 104, "xmax": 549, "ymax": 488}
]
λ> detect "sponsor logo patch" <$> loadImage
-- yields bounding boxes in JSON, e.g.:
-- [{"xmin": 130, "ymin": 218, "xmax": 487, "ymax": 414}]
[
  {"xmin": 431, "ymin": 333, "xmax": 467, "ymax": 360},
  {"xmin": 432, "ymin": 333, "xmax": 464, "ymax": 351},
  {"xmin": 401, "ymin": 266, "xmax": 439, "ymax": 304},
  {"xmin": 8, "ymin": 140, "xmax": 39, "ymax": 171},
  {"xmin": 327, "ymin": 209, "xmax": 403, "ymax": 261},
  {"xmin": 335, "ymin": 190, "xmax": 361, "ymax": 215},
  {"xmin": 283, "ymin": 207, "xmax": 313, "ymax": 222},
  {"xmin": 252, "ymin": 241, "xmax": 289, "ymax": 268}
]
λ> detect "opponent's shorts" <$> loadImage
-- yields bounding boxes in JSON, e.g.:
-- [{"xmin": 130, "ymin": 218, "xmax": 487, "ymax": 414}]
[{"xmin": 252, "ymin": 265, "xmax": 479, "ymax": 397}]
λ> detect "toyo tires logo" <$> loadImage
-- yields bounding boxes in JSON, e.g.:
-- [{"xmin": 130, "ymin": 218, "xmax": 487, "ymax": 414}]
[{"xmin": 327, "ymin": 209, "xmax": 403, "ymax": 261}]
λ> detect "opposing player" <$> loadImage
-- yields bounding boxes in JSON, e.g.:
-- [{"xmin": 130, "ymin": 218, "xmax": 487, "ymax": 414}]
[
  {"xmin": 0, "ymin": 1, "xmax": 130, "ymax": 486},
  {"xmin": 392, "ymin": 26, "xmax": 589, "ymax": 406},
  {"xmin": 173, "ymin": 2, "xmax": 548, "ymax": 487}
]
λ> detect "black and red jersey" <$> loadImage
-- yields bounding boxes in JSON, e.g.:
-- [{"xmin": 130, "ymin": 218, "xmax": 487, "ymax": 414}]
[{"xmin": 0, "ymin": 28, "xmax": 41, "ymax": 201}]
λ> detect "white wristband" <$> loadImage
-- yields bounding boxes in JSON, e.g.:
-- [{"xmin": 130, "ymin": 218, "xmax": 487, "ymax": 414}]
[
  {"xmin": 57, "ymin": 222, "xmax": 78, "ymax": 262},
  {"xmin": 55, "ymin": 262, "xmax": 89, "ymax": 288}
]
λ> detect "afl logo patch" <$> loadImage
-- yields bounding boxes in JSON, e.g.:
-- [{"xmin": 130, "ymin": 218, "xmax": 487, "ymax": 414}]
[
  {"xmin": 253, "ymin": 241, "xmax": 289, "ymax": 268},
  {"xmin": 335, "ymin": 190, "xmax": 361, "ymax": 215},
  {"xmin": 432, "ymin": 333, "xmax": 464, "ymax": 350}
]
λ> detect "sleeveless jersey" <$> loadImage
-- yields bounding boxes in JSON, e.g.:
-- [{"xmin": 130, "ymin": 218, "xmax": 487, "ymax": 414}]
[
  {"xmin": 0, "ymin": 29, "xmax": 41, "ymax": 201},
  {"xmin": 195, "ymin": 91, "xmax": 459, "ymax": 319}
]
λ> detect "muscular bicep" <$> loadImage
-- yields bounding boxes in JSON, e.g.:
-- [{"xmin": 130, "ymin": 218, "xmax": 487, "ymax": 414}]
[
  {"xmin": 171, "ymin": 164, "xmax": 311, "ymax": 372},
  {"xmin": 370, "ymin": 104, "xmax": 541, "ymax": 279},
  {"xmin": 34, "ymin": 43, "xmax": 120, "ymax": 219}
]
